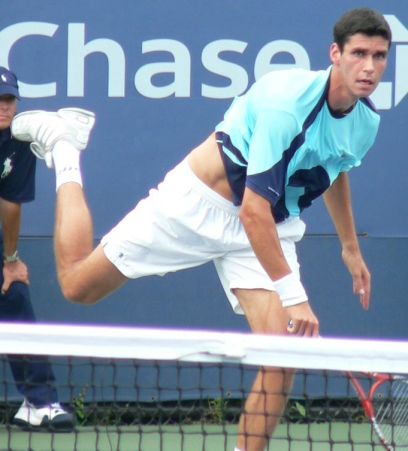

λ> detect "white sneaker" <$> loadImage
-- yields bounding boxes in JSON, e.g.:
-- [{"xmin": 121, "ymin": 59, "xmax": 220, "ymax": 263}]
[
  {"xmin": 11, "ymin": 107, "xmax": 95, "ymax": 168},
  {"xmin": 13, "ymin": 398, "xmax": 74, "ymax": 431}
]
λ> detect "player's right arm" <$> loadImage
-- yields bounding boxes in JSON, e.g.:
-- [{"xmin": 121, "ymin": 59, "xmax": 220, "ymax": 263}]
[
  {"xmin": 239, "ymin": 187, "xmax": 319, "ymax": 337},
  {"xmin": 239, "ymin": 187, "xmax": 290, "ymax": 281}
]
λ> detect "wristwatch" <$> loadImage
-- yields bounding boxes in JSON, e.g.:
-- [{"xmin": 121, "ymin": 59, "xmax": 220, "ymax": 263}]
[{"xmin": 3, "ymin": 250, "xmax": 19, "ymax": 263}]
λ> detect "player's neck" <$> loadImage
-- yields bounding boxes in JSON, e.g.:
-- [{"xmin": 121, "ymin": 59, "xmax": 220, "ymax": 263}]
[
  {"xmin": 327, "ymin": 71, "xmax": 357, "ymax": 116},
  {"xmin": 327, "ymin": 99, "xmax": 356, "ymax": 117},
  {"xmin": 327, "ymin": 90, "xmax": 356, "ymax": 113}
]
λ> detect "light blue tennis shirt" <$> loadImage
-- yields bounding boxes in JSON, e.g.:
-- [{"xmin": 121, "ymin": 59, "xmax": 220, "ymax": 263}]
[{"xmin": 215, "ymin": 66, "xmax": 380, "ymax": 223}]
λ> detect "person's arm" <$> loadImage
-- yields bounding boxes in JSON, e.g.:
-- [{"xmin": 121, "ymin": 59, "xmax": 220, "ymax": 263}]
[
  {"xmin": 239, "ymin": 187, "xmax": 318, "ymax": 336},
  {"xmin": 240, "ymin": 187, "xmax": 291, "ymax": 281},
  {"xmin": 323, "ymin": 172, "xmax": 370, "ymax": 310},
  {"xmin": 0, "ymin": 197, "xmax": 29, "ymax": 294}
]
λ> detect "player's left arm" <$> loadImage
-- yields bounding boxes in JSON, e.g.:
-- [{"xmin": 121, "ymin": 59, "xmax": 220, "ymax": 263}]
[
  {"xmin": 0, "ymin": 197, "xmax": 29, "ymax": 294},
  {"xmin": 323, "ymin": 172, "xmax": 370, "ymax": 310}
]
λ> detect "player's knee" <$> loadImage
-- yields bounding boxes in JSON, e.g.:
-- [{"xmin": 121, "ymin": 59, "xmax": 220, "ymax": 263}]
[
  {"xmin": 60, "ymin": 280, "xmax": 98, "ymax": 306},
  {"xmin": 64, "ymin": 289, "xmax": 99, "ymax": 306}
]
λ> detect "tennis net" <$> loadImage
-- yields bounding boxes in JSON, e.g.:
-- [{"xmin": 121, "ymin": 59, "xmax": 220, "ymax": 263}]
[{"xmin": 0, "ymin": 323, "xmax": 407, "ymax": 451}]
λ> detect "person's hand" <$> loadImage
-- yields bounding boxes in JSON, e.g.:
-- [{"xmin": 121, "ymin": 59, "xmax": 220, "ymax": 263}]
[
  {"xmin": 286, "ymin": 301, "xmax": 319, "ymax": 337},
  {"xmin": 2, "ymin": 259, "xmax": 29, "ymax": 294},
  {"xmin": 342, "ymin": 248, "xmax": 371, "ymax": 310}
]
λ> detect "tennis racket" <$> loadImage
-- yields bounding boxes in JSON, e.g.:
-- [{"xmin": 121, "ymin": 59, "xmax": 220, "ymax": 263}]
[{"xmin": 346, "ymin": 371, "xmax": 408, "ymax": 450}]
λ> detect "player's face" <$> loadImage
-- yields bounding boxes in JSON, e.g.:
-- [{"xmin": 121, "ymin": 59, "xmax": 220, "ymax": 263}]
[
  {"xmin": 0, "ymin": 95, "xmax": 17, "ymax": 131},
  {"xmin": 330, "ymin": 33, "xmax": 389, "ymax": 101}
]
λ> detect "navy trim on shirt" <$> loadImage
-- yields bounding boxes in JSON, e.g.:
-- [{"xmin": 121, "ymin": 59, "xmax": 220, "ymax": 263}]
[
  {"xmin": 215, "ymin": 131, "xmax": 247, "ymax": 206},
  {"xmin": 246, "ymin": 79, "xmax": 329, "ymax": 222}
]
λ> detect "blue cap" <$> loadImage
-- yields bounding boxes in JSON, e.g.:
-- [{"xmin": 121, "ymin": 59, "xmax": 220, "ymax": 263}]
[{"xmin": 0, "ymin": 67, "xmax": 20, "ymax": 99}]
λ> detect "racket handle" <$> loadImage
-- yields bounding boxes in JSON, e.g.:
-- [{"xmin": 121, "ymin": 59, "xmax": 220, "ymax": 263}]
[{"xmin": 361, "ymin": 399, "xmax": 375, "ymax": 419}]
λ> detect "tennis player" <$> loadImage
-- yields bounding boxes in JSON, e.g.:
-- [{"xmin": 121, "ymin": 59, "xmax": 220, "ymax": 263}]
[{"xmin": 11, "ymin": 8, "xmax": 391, "ymax": 451}]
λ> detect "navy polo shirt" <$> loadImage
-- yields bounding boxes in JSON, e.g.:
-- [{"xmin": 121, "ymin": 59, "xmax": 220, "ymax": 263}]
[{"xmin": 0, "ymin": 128, "xmax": 36, "ymax": 203}]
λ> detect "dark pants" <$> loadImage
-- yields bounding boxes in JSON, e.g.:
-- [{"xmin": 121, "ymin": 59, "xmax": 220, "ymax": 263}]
[{"xmin": 0, "ymin": 281, "xmax": 58, "ymax": 407}]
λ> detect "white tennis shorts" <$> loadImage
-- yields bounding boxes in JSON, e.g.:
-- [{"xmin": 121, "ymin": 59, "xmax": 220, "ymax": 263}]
[{"xmin": 101, "ymin": 159, "xmax": 306, "ymax": 314}]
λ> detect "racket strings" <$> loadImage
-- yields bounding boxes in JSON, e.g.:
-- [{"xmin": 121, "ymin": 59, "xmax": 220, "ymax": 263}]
[{"xmin": 375, "ymin": 379, "xmax": 408, "ymax": 446}]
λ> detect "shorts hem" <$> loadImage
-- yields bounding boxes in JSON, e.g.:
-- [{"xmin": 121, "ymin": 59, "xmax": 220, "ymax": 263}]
[{"xmin": 226, "ymin": 279, "xmax": 308, "ymax": 312}]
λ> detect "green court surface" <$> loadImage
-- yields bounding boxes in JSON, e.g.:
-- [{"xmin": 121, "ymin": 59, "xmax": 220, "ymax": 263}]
[{"xmin": 0, "ymin": 423, "xmax": 390, "ymax": 450}]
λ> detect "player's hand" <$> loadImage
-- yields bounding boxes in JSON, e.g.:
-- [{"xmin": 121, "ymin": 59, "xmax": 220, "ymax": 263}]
[
  {"xmin": 341, "ymin": 248, "xmax": 371, "ymax": 310},
  {"xmin": 285, "ymin": 302, "xmax": 319, "ymax": 337},
  {"xmin": 2, "ymin": 259, "xmax": 29, "ymax": 294}
]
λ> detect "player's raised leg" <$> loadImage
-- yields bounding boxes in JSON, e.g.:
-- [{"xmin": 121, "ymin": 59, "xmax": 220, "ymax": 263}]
[
  {"xmin": 11, "ymin": 109, "xmax": 127, "ymax": 304},
  {"xmin": 54, "ymin": 180, "xmax": 127, "ymax": 303}
]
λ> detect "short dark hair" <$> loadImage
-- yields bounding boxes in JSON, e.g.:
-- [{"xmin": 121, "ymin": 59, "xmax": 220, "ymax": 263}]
[{"xmin": 333, "ymin": 8, "xmax": 392, "ymax": 51}]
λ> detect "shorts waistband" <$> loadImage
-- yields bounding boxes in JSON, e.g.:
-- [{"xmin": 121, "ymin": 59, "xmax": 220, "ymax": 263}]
[{"xmin": 177, "ymin": 158, "xmax": 241, "ymax": 216}]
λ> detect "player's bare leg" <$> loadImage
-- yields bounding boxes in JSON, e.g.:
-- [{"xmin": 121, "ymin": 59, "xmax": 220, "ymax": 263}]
[
  {"xmin": 54, "ymin": 179, "xmax": 127, "ymax": 304},
  {"xmin": 11, "ymin": 109, "xmax": 127, "ymax": 303},
  {"xmin": 49, "ymin": 133, "xmax": 129, "ymax": 303},
  {"xmin": 234, "ymin": 289, "xmax": 294, "ymax": 451}
]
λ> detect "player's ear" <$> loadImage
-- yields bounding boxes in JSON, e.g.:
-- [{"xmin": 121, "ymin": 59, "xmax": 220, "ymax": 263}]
[{"xmin": 329, "ymin": 43, "xmax": 341, "ymax": 65}]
